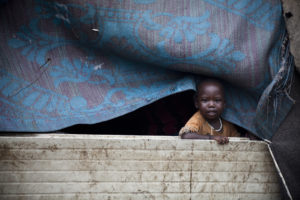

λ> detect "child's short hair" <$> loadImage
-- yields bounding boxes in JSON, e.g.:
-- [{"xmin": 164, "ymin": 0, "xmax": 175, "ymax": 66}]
[{"xmin": 195, "ymin": 78, "xmax": 225, "ymax": 96}]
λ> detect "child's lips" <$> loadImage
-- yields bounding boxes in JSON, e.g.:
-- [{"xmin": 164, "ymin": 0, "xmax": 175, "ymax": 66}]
[{"xmin": 207, "ymin": 111, "xmax": 217, "ymax": 115}]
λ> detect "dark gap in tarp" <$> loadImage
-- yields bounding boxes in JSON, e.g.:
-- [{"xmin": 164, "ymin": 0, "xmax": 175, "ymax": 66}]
[{"xmin": 61, "ymin": 90, "xmax": 196, "ymax": 135}]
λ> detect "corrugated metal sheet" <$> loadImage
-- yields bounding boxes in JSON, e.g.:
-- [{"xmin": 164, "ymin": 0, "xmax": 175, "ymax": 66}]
[{"xmin": 0, "ymin": 134, "xmax": 280, "ymax": 200}]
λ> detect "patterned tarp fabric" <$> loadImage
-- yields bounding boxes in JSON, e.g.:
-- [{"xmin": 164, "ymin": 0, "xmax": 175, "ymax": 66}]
[{"xmin": 0, "ymin": 0, "xmax": 294, "ymax": 139}]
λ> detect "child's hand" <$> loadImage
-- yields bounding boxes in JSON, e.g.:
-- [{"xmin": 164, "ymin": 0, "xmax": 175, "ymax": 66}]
[{"xmin": 213, "ymin": 135, "xmax": 229, "ymax": 145}]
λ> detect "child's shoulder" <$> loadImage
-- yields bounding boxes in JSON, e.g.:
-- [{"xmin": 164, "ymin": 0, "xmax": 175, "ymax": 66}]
[
  {"xmin": 221, "ymin": 118, "xmax": 240, "ymax": 136},
  {"xmin": 189, "ymin": 111, "xmax": 205, "ymax": 122},
  {"xmin": 222, "ymin": 118, "xmax": 235, "ymax": 127}
]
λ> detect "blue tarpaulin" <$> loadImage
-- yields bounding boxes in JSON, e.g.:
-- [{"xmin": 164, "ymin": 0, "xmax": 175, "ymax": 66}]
[{"xmin": 0, "ymin": 0, "xmax": 294, "ymax": 139}]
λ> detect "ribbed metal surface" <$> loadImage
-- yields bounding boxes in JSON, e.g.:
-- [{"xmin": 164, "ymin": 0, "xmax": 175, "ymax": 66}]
[{"xmin": 0, "ymin": 134, "xmax": 280, "ymax": 200}]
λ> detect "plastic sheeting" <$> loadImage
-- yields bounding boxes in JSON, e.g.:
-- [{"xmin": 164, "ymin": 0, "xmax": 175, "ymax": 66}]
[{"xmin": 0, "ymin": 0, "xmax": 294, "ymax": 139}]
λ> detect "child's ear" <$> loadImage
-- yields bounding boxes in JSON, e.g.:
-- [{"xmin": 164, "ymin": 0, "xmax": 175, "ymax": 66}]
[{"xmin": 194, "ymin": 94, "xmax": 199, "ymax": 109}]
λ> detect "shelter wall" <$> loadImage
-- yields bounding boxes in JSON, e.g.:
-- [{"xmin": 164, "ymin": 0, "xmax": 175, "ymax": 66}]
[{"xmin": 0, "ymin": 134, "xmax": 280, "ymax": 200}]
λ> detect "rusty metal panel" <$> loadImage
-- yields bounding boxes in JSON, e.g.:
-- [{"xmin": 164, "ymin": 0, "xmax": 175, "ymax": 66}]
[{"xmin": 0, "ymin": 134, "xmax": 280, "ymax": 200}]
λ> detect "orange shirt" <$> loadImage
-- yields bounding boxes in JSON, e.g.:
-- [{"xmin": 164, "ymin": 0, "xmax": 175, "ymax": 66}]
[{"xmin": 179, "ymin": 111, "xmax": 240, "ymax": 137}]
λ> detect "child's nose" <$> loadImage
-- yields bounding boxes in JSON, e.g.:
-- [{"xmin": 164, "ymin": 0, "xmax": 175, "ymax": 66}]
[{"xmin": 208, "ymin": 101, "xmax": 215, "ymax": 107}]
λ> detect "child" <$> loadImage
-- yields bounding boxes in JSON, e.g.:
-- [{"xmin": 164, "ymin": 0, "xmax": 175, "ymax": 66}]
[{"xmin": 179, "ymin": 79, "xmax": 240, "ymax": 144}]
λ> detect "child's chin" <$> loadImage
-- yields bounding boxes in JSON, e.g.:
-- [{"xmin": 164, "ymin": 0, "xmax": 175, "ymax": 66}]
[{"xmin": 206, "ymin": 115, "xmax": 218, "ymax": 120}]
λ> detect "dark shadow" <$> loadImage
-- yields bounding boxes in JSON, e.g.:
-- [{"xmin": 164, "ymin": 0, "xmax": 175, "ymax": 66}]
[{"xmin": 61, "ymin": 91, "xmax": 196, "ymax": 136}]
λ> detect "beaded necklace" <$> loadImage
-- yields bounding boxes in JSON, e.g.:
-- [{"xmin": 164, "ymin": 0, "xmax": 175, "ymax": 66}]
[{"xmin": 208, "ymin": 118, "xmax": 223, "ymax": 134}]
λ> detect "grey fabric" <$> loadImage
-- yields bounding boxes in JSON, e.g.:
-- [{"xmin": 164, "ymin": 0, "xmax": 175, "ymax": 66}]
[{"xmin": 271, "ymin": 72, "xmax": 300, "ymax": 200}]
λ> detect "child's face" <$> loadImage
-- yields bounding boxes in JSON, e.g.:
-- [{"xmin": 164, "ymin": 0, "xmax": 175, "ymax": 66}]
[{"xmin": 196, "ymin": 82, "xmax": 225, "ymax": 122}]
